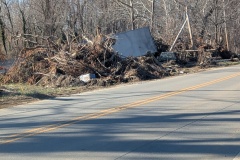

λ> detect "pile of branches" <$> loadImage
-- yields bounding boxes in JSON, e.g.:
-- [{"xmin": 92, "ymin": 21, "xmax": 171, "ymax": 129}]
[
  {"xmin": 3, "ymin": 34, "xmax": 166, "ymax": 87},
  {"xmin": 154, "ymin": 38, "xmax": 169, "ymax": 56},
  {"xmin": 214, "ymin": 46, "xmax": 237, "ymax": 59}
]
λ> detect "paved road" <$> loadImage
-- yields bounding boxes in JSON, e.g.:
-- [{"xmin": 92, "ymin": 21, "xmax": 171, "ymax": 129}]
[{"xmin": 0, "ymin": 65, "xmax": 240, "ymax": 160}]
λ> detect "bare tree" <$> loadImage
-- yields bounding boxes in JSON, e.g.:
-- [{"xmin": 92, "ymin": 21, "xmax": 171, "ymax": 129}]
[{"xmin": 0, "ymin": 0, "xmax": 239, "ymax": 56}]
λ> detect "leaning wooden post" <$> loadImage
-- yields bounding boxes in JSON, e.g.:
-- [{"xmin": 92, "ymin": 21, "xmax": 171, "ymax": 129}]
[
  {"xmin": 223, "ymin": 0, "xmax": 229, "ymax": 50},
  {"xmin": 169, "ymin": 19, "xmax": 187, "ymax": 51},
  {"xmin": 186, "ymin": 6, "xmax": 193, "ymax": 48}
]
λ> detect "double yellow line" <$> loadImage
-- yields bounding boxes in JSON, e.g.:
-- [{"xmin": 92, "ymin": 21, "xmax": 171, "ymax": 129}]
[{"xmin": 1, "ymin": 72, "xmax": 240, "ymax": 145}]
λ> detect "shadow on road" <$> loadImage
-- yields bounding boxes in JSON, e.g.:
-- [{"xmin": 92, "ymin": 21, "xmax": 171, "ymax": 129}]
[{"xmin": 0, "ymin": 89, "xmax": 240, "ymax": 159}]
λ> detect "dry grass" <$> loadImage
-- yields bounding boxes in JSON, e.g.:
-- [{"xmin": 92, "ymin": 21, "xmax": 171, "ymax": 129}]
[
  {"xmin": 1, "ymin": 60, "xmax": 239, "ymax": 109},
  {"xmin": 0, "ymin": 83, "xmax": 103, "ymax": 109}
]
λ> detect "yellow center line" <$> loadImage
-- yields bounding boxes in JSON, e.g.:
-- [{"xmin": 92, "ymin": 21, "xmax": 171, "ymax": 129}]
[{"xmin": 1, "ymin": 72, "xmax": 240, "ymax": 145}]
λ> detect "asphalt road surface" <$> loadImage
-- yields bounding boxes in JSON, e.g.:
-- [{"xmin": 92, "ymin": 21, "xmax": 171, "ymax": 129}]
[{"xmin": 0, "ymin": 65, "xmax": 240, "ymax": 160}]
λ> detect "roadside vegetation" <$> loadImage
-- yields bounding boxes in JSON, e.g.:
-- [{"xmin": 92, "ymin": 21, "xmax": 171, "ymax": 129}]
[
  {"xmin": 0, "ymin": 83, "xmax": 107, "ymax": 109},
  {"xmin": 1, "ymin": 60, "xmax": 240, "ymax": 109},
  {"xmin": 1, "ymin": 0, "xmax": 240, "ymax": 108}
]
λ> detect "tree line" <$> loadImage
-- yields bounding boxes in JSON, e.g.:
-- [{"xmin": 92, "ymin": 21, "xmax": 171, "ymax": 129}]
[{"xmin": 0, "ymin": 0, "xmax": 240, "ymax": 56}]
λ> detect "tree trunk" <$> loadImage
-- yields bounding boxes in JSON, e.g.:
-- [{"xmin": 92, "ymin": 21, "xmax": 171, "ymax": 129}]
[
  {"xmin": 129, "ymin": 0, "xmax": 135, "ymax": 30},
  {"xmin": 150, "ymin": 0, "xmax": 155, "ymax": 32}
]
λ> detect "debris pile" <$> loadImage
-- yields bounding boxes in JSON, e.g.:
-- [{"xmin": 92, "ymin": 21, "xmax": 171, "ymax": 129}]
[
  {"xmin": 215, "ymin": 46, "xmax": 234, "ymax": 59},
  {"xmin": 197, "ymin": 44, "xmax": 213, "ymax": 66},
  {"xmin": 2, "ymin": 30, "xmax": 239, "ymax": 88},
  {"xmin": 3, "ymin": 36, "xmax": 166, "ymax": 87},
  {"xmin": 154, "ymin": 38, "xmax": 169, "ymax": 56}
]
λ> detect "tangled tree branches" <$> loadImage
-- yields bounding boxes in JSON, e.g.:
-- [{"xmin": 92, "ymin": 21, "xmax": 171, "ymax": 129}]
[{"xmin": 3, "ymin": 34, "xmax": 166, "ymax": 87}]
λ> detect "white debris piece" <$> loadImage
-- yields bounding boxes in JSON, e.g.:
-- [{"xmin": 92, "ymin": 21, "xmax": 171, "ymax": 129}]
[
  {"xmin": 80, "ymin": 73, "xmax": 96, "ymax": 82},
  {"xmin": 112, "ymin": 27, "xmax": 157, "ymax": 57}
]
